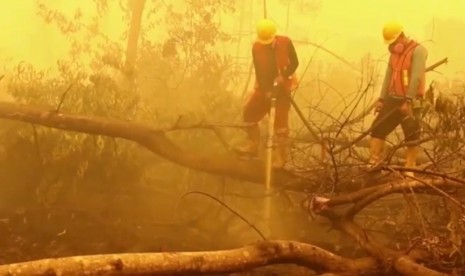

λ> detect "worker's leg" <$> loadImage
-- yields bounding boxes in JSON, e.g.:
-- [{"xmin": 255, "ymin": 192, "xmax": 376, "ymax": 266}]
[
  {"xmin": 400, "ymin": 109, "xmax": 422, "ymax": 177},
  {"xmin": 235, "ymin": 89, "xmax": 268, "ymax": 156},
  {"xmin": 368, "ymin": 100, "xmax": 404, "ymax": 168},
  {"xmin": 272, "ymin": 89, "xmax": 292, "ymax": 168}
]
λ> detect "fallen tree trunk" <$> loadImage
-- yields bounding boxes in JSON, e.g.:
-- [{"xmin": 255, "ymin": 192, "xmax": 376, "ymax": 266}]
[
  {"xmin": 0, "ymin": 101, "xmax": 306, "ymax": 189},
  {"xmin": 0, "ymin": 240, "xmax": 380, "ymax": 275}
]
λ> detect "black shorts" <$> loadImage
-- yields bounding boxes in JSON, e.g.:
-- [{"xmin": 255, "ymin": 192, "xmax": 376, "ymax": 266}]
[{"xmin": 370, "ymin": 98, "xmax": 422, "ymax": 142}]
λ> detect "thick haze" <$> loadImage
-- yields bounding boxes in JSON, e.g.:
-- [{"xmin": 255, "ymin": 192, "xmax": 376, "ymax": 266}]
[
  {"xmin": 0, "ymin": 2, "xmax": 464, "ymax": 268},
  {"xmin": 1, "ymin": 0, "xmax": 464, "ymax": 91}
]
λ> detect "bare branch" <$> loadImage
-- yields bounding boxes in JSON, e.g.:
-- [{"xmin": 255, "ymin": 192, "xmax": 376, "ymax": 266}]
[
  {"xmin": 309, "ymin": 178, "xmax": 464, "ymax": 214},
  {"xmin": 0, "ymin": 101, "xmax": 306, "ymax": 188}
]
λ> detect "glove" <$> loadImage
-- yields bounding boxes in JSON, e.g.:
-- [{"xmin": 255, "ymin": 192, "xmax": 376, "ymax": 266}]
[
  {"xmin": 374, "ymin": 99, "xmax": 384, "ymax": 114},
  {"xmin": 399, "ymin": 99, "xmax": 414, "ymax": 118},
  {"xmin": 274, "ymin": 75, "xmax": 284, "ymax": 85}
]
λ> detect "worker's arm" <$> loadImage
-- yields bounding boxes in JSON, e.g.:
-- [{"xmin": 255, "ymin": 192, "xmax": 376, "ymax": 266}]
[
  {"xmin": 252, "ymin": 46, "xmax": 266, "ymax": 90},
  {"xmin": 406, "ymin": 45, "xmax": 428, "ymax": 99},
  {"xmin": 379, "ymin": 65, "xmax": 392, "ymax": 99},
  {"xmin": 282, "ymin": 39, "xmax": 299, "ymax": 78}
]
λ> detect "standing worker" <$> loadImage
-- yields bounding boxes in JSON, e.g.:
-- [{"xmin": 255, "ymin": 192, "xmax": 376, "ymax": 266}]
[
  {"xmin": 235, "ymin": 18, "xmax": 299, "ymax": 168},
  {"xmin": 368, "ymin": 21, "xmax": 428, "ymax": 176}
]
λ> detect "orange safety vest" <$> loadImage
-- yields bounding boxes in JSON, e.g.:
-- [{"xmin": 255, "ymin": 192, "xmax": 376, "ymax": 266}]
[
  {"xmin": 388, "ymin": 40, "xmax": 426, "ymax": 97},
  {"xmin": 252, "ymin": 35, "xmax": 298, "ymax": 91}
]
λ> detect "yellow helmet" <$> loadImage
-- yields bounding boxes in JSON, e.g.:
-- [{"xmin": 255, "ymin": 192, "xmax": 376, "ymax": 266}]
[
  {"xmin": 382, "ymin": 21, "xmax": 403, "ymax": 44},
  {"xmin": 256, "ymin": 18, "xmax": 277, "ymax": 45}
]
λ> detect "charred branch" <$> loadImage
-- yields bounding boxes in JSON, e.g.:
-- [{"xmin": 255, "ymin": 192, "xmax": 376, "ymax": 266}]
[{"xmin": 0, "ymin": 240, "xmax": 380, "ymax": 275}]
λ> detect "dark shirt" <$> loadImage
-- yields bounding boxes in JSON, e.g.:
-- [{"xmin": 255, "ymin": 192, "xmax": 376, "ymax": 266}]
[{"xmin": 252, "ymin": 37, "xmax": 299, "ymax": 91}]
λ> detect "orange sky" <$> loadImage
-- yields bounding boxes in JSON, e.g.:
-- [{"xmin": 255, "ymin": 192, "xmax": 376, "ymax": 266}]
[{"xmin": 0, "ymin": 1, "xmax": 463, "ymax": 82}]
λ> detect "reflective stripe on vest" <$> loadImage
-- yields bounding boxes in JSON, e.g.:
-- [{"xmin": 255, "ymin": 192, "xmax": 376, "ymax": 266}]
[{"xmin": 388, "ymin": 40, "xmax": 426, "ymax": 97}]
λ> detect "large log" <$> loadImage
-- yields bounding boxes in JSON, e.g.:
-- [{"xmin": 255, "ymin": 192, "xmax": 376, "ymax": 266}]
[{"xmin": 0, "ymin": 240, "xmax": 379, "ymax": 275}]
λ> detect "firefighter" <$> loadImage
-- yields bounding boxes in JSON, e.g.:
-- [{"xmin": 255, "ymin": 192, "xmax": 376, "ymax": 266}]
[
  {"xmin": 235, "ymin": 18, "xmax": 299, "ymax": 168},
  {"xmin": 368, "ymin": 21, "xmax": 428, "ymax": 176}
]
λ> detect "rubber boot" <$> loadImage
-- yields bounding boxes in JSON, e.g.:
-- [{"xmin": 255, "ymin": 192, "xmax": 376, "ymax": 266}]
[
  {"xmin": 272, "ymin": 133, "xmax": 290, "ymax": 169},
  {"xmin": 367, "ymin": 137, "xmax": 385, "ymax": 169},
  {"xmin": 234, "ymin": 124, "xmax": 260, "ymax": 156},
  {"xmin": 404, "ymin": 146, "xmax": 418, "ymax": 177}
]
